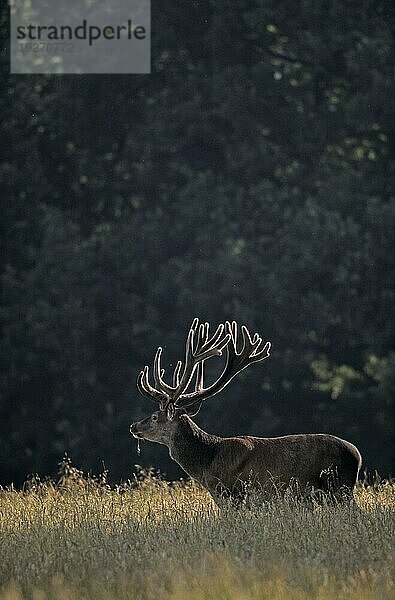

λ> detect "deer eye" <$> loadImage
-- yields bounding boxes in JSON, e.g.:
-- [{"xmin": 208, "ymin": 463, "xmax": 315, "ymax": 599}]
[{"xmin": 151, "ymin": 414, "xmax": 158, "ymax": 423}]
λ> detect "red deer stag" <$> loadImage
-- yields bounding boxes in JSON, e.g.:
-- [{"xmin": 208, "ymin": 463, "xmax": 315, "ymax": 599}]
[{"xmin": 130, "ymin": 319, "xmax": 362, "ymax": 503}]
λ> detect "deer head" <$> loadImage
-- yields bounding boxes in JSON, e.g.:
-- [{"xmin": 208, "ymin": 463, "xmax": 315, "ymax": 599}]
[{"xmin": 130, "ymin": 318, "xmax": 271, "ymax": 444}]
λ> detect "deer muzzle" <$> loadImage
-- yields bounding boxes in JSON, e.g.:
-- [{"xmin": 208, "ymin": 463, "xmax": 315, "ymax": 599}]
[{"xmin": 129, "ymin": 422, "xmax": 143, "ymax": 438}]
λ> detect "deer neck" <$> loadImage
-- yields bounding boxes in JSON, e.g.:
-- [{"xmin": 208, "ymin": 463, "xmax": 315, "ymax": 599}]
[{"xmin": 168, "ymin": 414, "xmax": 220, "ymax": 482}]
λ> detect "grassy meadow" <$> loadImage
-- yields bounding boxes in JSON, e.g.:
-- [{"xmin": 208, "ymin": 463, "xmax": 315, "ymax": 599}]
[{"xmin": 0, "ymin": 461, "xmax": 393, "ymax": 600}]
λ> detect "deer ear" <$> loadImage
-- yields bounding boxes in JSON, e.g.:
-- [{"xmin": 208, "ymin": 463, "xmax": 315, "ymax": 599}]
[{"xmin": 166, "ymin": 403, "xmax": 176, "ymax": 421}]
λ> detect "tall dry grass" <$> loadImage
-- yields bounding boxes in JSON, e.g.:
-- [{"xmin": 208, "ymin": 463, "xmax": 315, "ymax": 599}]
[{"xmin": 0, "ymin": 460, "xmax": 393, "ymax": 599}]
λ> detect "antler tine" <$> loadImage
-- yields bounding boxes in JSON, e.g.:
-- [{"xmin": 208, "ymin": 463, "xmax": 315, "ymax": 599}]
[
  {"xmin": 227, "ymin": 321, "xmax": 239, "ymax": 353},
  {"xmin": 200, "ymin": 323, "xmax": 225, "ymax": 353},
  {"xmin": 198, "ymin": 332, "xmax": 230, "ymax": 362},
  {"xmin": 194, "ymin": 323, "xmax": 207, "ymax": 354},
  {"xmin": 172, "ymin": 360, "xmax": 182, "ymax": 387},
  {"xmin": 170, "ymin": 321, "xmax": 200, "ymax": 404},
  {"xmin": 184, "ymin": 326, "xmax": 195, "ymax": 364},
  {"xmin": 240, "ymin": 326, "xmax": 271, "ymax": 362},
  {"xmin": 153, "ymin": 347, "xmax": 173, "ymax": 394},
  {"xmin": 240, "ymin": 326, "xmax": 255, "ymax": 357},
  {"xmin": 136, "ymin": 369, "xmax": 151, "ymax": 401},
  {"xmin": 137, "ymin": 366, "xmax": 168, "ymax": 404},
  {"xmin": 252, "ymin": 340, "xmax": 271, "ymax": 360},
  {"xmin": 225, "ymin": 320, "xmax": 242, "ymax": 369},
  {"xmin": 191, "ymin": 317, "xmax": 200, "ymax": 330}
]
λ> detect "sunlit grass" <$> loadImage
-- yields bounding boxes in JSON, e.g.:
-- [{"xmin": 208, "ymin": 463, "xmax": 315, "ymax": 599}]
[{"xmin": 0, "ymin": 461, "xmax": 393, "ymax": 599}]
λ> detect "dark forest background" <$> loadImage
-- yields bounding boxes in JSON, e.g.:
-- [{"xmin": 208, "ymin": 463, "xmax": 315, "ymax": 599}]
[{"xmin": 1, "ymin": 1, "xmax": 394, "ymax": 485}]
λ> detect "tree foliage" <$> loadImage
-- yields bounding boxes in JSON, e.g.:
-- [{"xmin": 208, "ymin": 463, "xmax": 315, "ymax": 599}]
[{"xmin": 0, "ymin": 1, "xmax": 394, "ymax": 483}]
